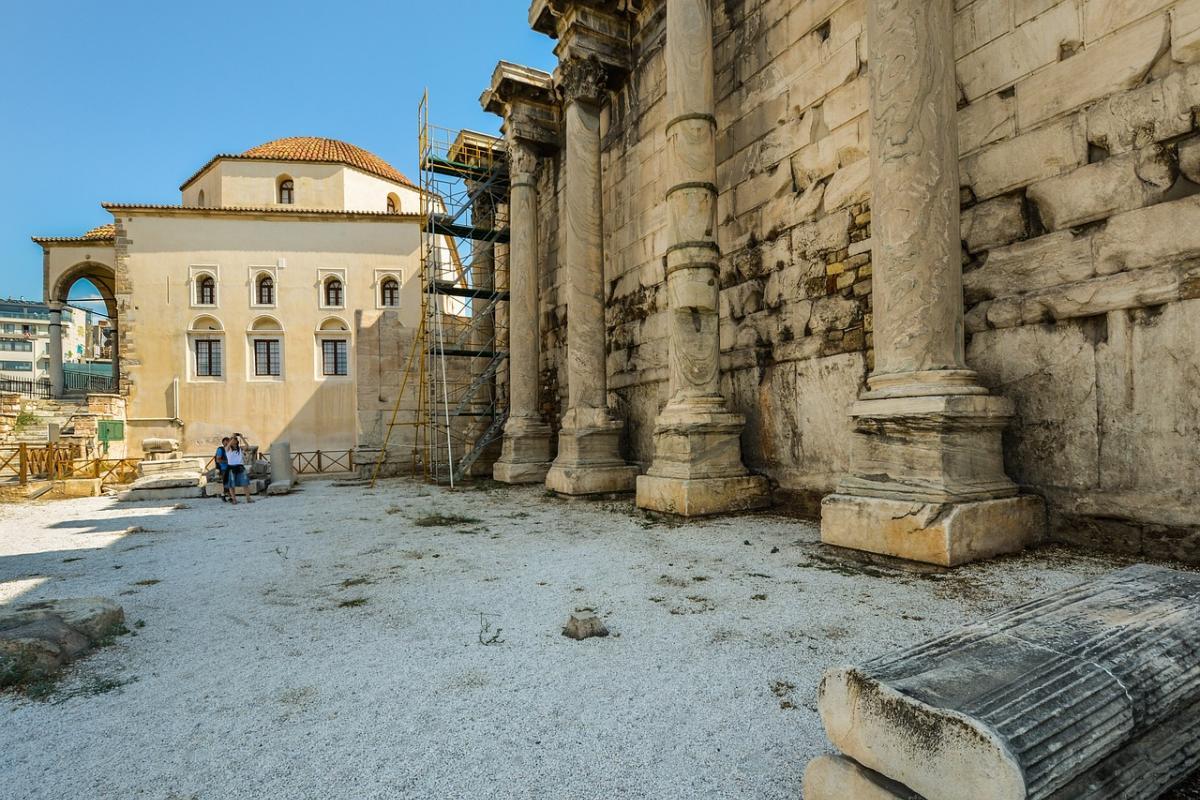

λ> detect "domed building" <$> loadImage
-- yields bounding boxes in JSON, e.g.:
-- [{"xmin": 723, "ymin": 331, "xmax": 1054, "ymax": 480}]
[{"xmin": 32, "ymin": 136, "xmax": 425, "ymax": 458}]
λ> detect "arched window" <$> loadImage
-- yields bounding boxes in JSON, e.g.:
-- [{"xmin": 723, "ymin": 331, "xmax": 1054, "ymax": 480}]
[
  {"xmin": 278, "ymin": 177, "xmax": 294, "ymax": 205},
  {"xmin": 198, "ymin": 189, "xmax": 206, "ymax": 207},
  {"xmin": 386, "ymin": 196, "xmax": 397, "ymax": 214},
  {"xmin": 197, "ymin": 275, "xmax": 216, "ymax": 305},
  {"xmin": 324, "ymin": 278, "xmax": 343, "ymax": 307},
  {"xmin": 381, "ymin": 278, "xmax": 400, "ymax": 307},
  {"xmin": 257, "ymin": 274, "xmax": 275, "ymax": 305}
]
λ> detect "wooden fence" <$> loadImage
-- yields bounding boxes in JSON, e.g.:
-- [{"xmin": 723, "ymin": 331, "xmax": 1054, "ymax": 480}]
[
  {"xmin": 0, "ymin": 443, "xmax": 139, "ymax": 485},
  {"xmin": 198, "ymin": 449, "xmax": 354, "ymax": 476}
]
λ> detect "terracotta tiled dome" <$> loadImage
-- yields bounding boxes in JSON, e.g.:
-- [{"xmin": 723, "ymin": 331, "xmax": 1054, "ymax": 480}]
[{"xmin": 242, "ymin": 137, "xmax": 414, "ymax": 188}]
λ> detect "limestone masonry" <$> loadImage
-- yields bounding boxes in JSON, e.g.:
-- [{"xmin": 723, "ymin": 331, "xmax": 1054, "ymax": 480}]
[{"xmin": 476, "ymin": 0, "xmax": 1200, "ymax": 560}]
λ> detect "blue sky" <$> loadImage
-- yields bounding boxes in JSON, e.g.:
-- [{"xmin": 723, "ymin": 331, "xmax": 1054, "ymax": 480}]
[{"xmin": 0, "ymin": 0, "xmax": 556, "ymax": 303}]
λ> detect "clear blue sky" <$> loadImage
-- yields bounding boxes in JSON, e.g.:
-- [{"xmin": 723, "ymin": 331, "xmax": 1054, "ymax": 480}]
[{"xmin": 0, "ymin": 0, "xmax": 556, "ymax": 302}]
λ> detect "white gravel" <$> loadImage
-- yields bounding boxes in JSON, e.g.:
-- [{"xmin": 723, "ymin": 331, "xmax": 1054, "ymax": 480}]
[{"xmin": 0, "ymin": 479, "xmax": 1149, "ymax": 799}]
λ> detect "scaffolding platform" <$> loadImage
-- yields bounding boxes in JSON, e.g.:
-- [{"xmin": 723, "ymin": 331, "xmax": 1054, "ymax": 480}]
[{"xmin": 370, "ymin": 96, "xmax": 510, "ymax": 487}]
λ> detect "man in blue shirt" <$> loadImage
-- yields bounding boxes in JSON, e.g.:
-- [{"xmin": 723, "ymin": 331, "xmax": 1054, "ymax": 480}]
[{"xmin": 214, "ymin": 437, "xmax": 233, "ymax": 502}]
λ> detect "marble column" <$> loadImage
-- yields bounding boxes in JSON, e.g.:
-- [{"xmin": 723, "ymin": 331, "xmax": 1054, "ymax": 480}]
[
  {"xmin": 820, "ymin": 0, "xmax": 1043, "ymax": 566},
  {"xmin": 48, "ymin": 300, "xmax": 65, "ymax": 399},
  {"xmin": 544, "ymin": 57, "xmax": 638, "ymax": 496},
  {"xmin": 494, "ymin": 139, "xmax": 553, "ymax": 483},
  {"xmin": 635, "ymin": 0, "xmax": 769, "ymax": 516}
]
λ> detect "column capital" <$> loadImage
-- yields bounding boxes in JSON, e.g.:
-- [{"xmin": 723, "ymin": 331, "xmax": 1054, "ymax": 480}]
[
  {"xmin": 46, "ymin": 300, "xmax": 65, "ymax": 314},
  {"xmin": 481, "ymin": 61, "xmax": 561, "ymax": 152},
  {"xmin": 556, "ymin": 56, "xmax": 609, "ymax": 106},
  {"xmin": 530, "ymin": 0, "xmax": 633, "ymax": 82}
]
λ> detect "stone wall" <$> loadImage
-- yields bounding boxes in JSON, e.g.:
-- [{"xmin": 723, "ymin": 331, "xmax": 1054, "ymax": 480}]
[{"xmin": 527, "ymin": 0, "xmax": 1200, "ymax": 552}]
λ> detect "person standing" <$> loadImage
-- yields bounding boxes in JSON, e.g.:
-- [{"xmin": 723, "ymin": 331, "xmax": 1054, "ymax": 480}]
[
  {"xmin": 214, "ymin": 437, "xmax": 233, "ymax": 503},
  {"xmin": 225, "ymin": 433, "xmax": 254, "ymax": 505}
]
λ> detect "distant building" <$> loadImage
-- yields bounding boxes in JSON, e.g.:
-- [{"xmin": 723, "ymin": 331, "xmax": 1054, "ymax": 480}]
[
  {"xmin": 0, "ymin": 299, "xmax": 86, "ymax": 383},
  {"xmin": 32, "ymin": 136, "xmax": 424, "ymax": 455}
]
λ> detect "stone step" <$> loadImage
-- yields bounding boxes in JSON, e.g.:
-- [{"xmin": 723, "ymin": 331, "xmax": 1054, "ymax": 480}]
[{"xmin": 814, "ymin": 565, "xmax": 1200, "ymax": 800}]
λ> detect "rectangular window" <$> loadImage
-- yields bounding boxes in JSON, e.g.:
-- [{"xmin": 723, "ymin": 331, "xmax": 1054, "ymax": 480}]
[
  {"xmin": 254, "ymin": 338, "xmax": 281, "ymax": 377},
  {"xmin": 321, "ymin": 339, "xmax": 348, "ymax": 376},
  {"xmin": 195, "ymin": 339, "xmax": 223, "ymax": 377},
  {"xmin": 0, "ymin": 361, "xmax": 33, "ymax": 372},
  {"xmin": 0, "ymin": 339, "xmax": 33, "ymax": 352}
]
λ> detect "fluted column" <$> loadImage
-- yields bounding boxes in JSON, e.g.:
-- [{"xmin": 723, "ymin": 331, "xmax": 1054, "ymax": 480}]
[
  {"xmin": 494, "ymin": 139, "xmax": 553, "ymax": 483},
  {"xmin": 820, "ymin": 0, "xmax": 1042, "ymax": 566},
  {"xmin": 635, "ymin": 0, "xmax": 769, "ymax": 516},
  {"xmin": 544, "ymin": 56, "xmax": 638, "ymax": 496},
  {"xmin": 48, "ymin": 300, "xmax": 65, "ymax": 399}
]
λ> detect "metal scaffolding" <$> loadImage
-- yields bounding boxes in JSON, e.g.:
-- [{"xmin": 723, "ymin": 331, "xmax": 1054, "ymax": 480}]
[{"xmin": 372, "ymin": 93, "xmax": 510, "ymax": 486}]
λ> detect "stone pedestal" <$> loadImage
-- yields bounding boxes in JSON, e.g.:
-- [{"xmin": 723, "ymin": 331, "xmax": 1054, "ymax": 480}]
[
  {"xmin": 268, "ymin": 441, "xmax": 294, "ymax": 494},
  {"xmin": 493, "ymin": 418, "xmax": 553, "ymax": 484},
  {"xmin": 821, "ymin": 0, "xmax": 1040, "ymax": 562},
  {"xmin": 637, "ymin": 0, "xmax": 766, "ymax": 516},
  {"xmin": 545, "ymin": 413, "xmax": 638, "ymax": 495}
]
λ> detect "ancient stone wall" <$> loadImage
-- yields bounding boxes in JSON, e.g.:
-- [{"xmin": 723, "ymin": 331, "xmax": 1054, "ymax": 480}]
[{"xmin": 529, "ymin": 0, "xmax": 1200, "ymax": 552}]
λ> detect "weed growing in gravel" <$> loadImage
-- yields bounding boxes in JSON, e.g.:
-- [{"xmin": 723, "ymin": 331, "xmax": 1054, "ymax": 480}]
[
  {"xmin": 413, "ymin": 513, "xmax": 480, "ymax": 527},
  {"xmin": 339, "ymin": 577, "xmax": 372, "ymax": 589},
  {"xmin": 133, "ymin": 579, "xmax": 160, "ymax": 586},
  {"xmin": 338, "ymin": 598, "xmax": 368, "ymax": 608},
  {"xmin": 61, "ymin": 556, "xmax": 83, "ymax": 563},
  {"xmin": 477, "ymin": 612, "xmax": 504, "ymax": 645}
]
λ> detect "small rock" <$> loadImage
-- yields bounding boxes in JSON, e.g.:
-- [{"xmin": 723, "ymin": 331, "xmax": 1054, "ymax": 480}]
[
  {"xmin": 562, "ymin": 613, "xmax": 609, "ymax": 641},
  {"xmin": 770, "ymin": 546, "xmax": 780, "ymax": 554}
]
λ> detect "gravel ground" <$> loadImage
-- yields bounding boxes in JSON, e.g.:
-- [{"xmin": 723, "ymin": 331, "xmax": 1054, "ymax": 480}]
[{"xmin": 0, "ymin": 478, "xmax": 1175, "ymax": 799}]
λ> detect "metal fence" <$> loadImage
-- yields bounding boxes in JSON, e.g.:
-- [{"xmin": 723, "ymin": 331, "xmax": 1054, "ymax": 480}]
[
  {"xmin": 0, "ymin": 378, "xmax": 52, "ymax": 399},
  {"xmin": 64, "ymin": 370, "xmax": 117, "ymax": 394}
]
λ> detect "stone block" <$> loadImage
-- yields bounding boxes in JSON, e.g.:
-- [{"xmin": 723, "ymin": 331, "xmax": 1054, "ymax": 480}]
[
  {"xmin": 956, "ymin": 1, "xmax": 1079, "ymax": 101},
  {"xmin": 1174, "ymin": 0, "xmax": 1200, "ymax": 62},
  {"xmin": 967, "ymin": 262, "xmax": 1200, "ymax": 332},
  {"xmin": 820, "ymin": 493, "xmax": 1044, "ymax": 567},
  {"xmin": 1017, "ymin": 14, "xmax": 1169, "ymax": 128},
  {"xmin": 968, "ymin": 322, "xmax": 1100, "ymax": 491},
  {"xmin": 823, "ymin": 157, "xmax": 871, "ymax": 211},
  {"xmin": 960, "ymin": 220, "xmax": 1094, "ymax": 298},
  {"xmin": 1083, "ymin": 0, "xmax": 1174, "ymax": 43},
  {"xmin": 1027, "ymin": 146, "xmax": 1174, "ymax": 231},
  {"xmin": 960, "ymin": 194, "xmax": 1027, "ymax": 253},
  {"xmin": 0, "ymin": 598, "xmax": 124, "ymax": 683},
  {"xmin": 1086, "ymin": 62, "xmax": 1200, "ymax": 154},
  {"xmin": 636, "ymin": 474, "xmax": 770, "ymax": 517},
  {"xmin": 957, "ymin": 91, "xmax": 1015, "ymax": 155},
  {"xmin": 50, "ymin": 478, "xmax": 102, "ymax": 498},
  {"xmin": 1095, "ymin": 195, "xmax": 1200, "ymax": 273},
  {"xmin": 961, "ymin": 117, "xmax": 1087, "ymax": 199},
  {"xmin": 816, "ymin": 565, "xmax": 1200, "ymax": 800},
  {"xmin": 803, "ymin": 755, "xmax": 920, "ymax": 800}
]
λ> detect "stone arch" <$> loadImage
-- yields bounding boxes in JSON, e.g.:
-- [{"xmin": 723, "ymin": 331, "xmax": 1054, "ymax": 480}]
[{"xmin": 48, "ymin": 260, "xmax": 120, "ymax": 397}]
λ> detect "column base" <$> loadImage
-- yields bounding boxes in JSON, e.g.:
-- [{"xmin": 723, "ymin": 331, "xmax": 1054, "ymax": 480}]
[
  {"xmin": 636, "ymin": 474, "xmax": 770, "ymax": 517},
  {"xmin": 820, "ymin": 494, "xmax": 1045, "ymax": 567},
  {"xmin": 492, "ymin": 420, "xmax": 553, "ymax": 485},
  {"xmin": 545, "ymin": 422, "xmax": 637, "ymax": 496}
]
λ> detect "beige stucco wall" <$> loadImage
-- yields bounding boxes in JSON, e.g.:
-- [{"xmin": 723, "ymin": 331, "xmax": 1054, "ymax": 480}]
[
  {"xmin": 114, "ymin": 210, "xmax": 422, "ymax": 456},
  {"xmin": 181, "ymin": 160, "xmax": 422, "ymax": 213},
  {"xmin": 343, "ymin": 170, "xmax": 422, "ymax": 214}
]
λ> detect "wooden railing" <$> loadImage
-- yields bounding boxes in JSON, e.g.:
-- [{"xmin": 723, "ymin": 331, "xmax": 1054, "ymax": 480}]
[
  {"xmin": 293, "ymin": 449, "xmax": 354, "ymax": 474},
  {"xmin": 197, "ymin": 448, "xmax": 353, "ymax": 476},
  {"xmin": 0, "ymin": 444, "xmax": 140, "ymax": 485}
]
